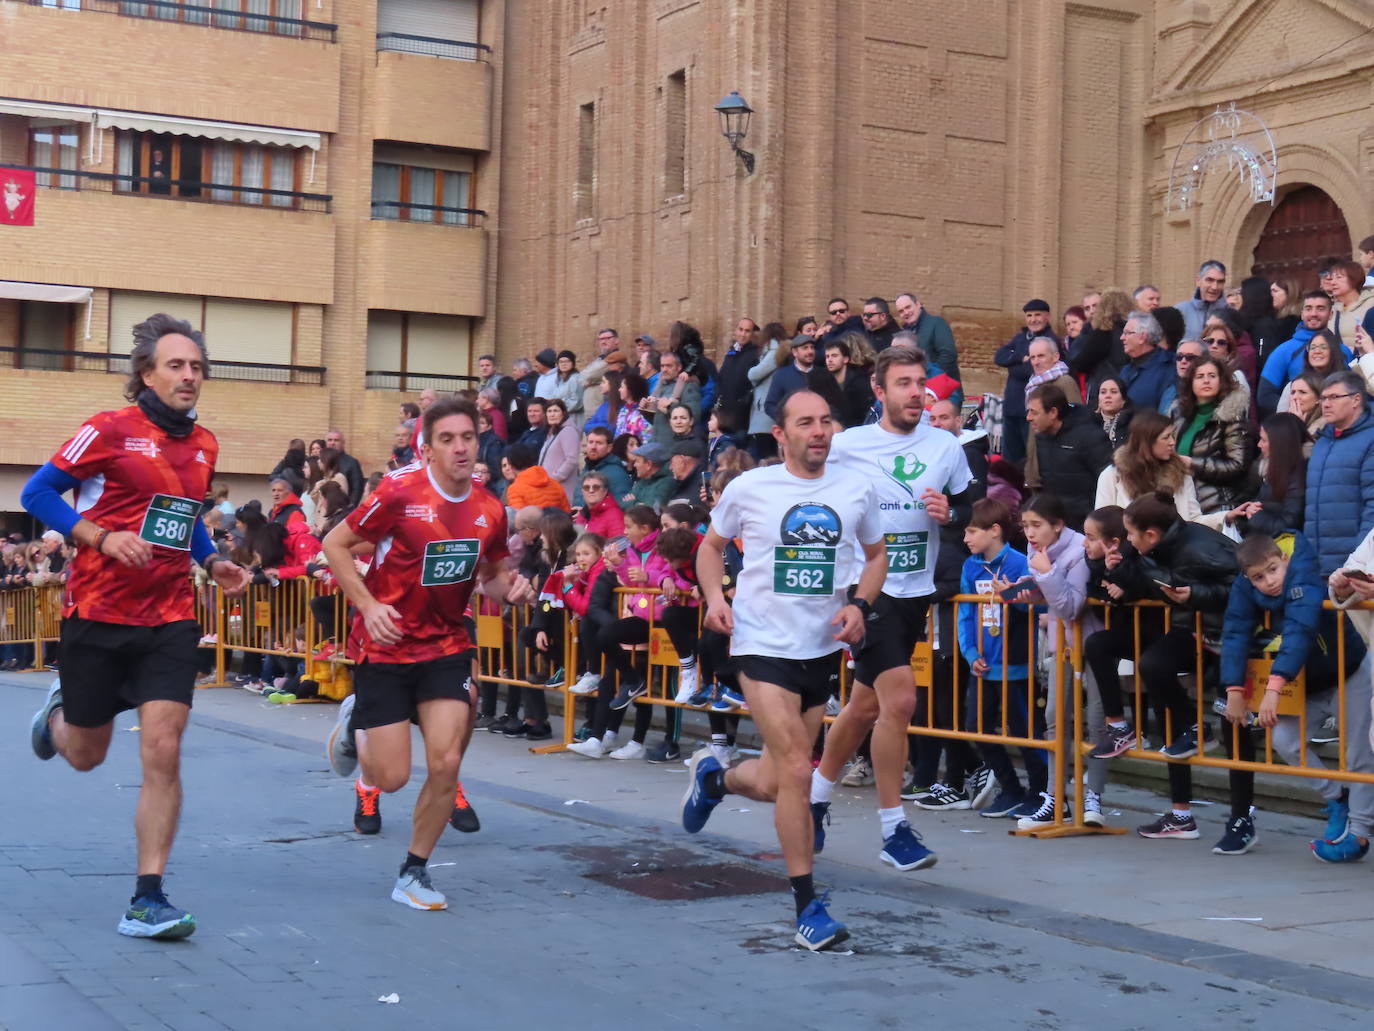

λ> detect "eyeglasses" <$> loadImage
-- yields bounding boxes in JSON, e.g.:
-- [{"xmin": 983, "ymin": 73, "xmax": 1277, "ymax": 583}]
[
  {"xmin": 828, "ymin": 307, "xmax": 847, "ymax": 315},
  {"xmin": 861, "ymin": 311, "xmax": 883, "ymax": 320},
  {"xmin": 1202, "ymin": 336, "xmax": 1229, "ymax": 346},
  {"xmin": 1321, "ymin": 392, "xmax": 1360, "ymax": 403},
  {"xmin": 1176, "ymin": 353, "xmax": 1201, "ymax": 363},
  {"xmin": 582, "ymin": 484, "xmax": 605, "ymax": 493},
  {"xmin": 1307, "ymin": 343, "xmax": 1331, "ymax": 351}
]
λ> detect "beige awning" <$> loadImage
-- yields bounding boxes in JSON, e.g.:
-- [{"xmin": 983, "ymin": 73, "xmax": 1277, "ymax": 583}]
[
  {"xmin": 0, "ymin": 281, "xmax": 93, "ymax": 304},
  {"xmin": 92, "ymin": 110, "xmax": 321, "ymax": 151},
  {"xmin": 0, "ymin": 99, "xmax": 95, "ymax": 123}
]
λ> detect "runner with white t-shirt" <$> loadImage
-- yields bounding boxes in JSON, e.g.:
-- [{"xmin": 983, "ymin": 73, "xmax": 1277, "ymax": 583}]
[
  {"xmin": 810, "ymin": 345, "xmax": 974, "ymax": 871},
  {"xmin": 683, "ymin": 390, "xmax": 887, "ymax": 952}
]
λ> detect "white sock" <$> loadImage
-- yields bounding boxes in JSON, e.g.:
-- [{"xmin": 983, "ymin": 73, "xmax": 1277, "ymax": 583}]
[
  {"xmin": 356, "ymin": 777, "xmax": 376, "ymax": 792},
  {"xmin": 810, "ymin": 769, "xmax": 836, "ymax": 805},
  {"xmin": 1172, "ymin": 808, "xmax": 1191, "ymax": 821},
  {"xmin": 1108, "ymin": 720, "xmax": 1127, "ymax": 730},
  {"xmin": 879, "ymin": 806, "xmax": 906, "ymax": 839}
]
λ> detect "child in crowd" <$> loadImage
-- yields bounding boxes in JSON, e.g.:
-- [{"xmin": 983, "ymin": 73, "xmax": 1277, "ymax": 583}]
[
  {"xmin": 696, "ymin": 468, "xmax": 745, "ymax": 762},
  {"xmin": 503, "ymin": 511, "xmax": 575, "ymax": 738},
  {"xmin": 564, "ymin": 532, "xmax": 629, "ymax": 759},
  {"xmin": 958, "ymin": 498, "xmax": 1047, "ymax": 819},
  {"xmin": 1217, "ymin": 531, "xmax": 1367, "ymax": 857},
  {"xmin": 1014, "ymin": 494, "xmax": 1111, "ymax": 829}
]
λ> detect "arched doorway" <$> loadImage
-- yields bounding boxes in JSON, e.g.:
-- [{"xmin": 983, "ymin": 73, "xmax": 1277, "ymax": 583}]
[{"xmin": 1251, "ymin": 185, "xmax": 1351, "ymax": 291}]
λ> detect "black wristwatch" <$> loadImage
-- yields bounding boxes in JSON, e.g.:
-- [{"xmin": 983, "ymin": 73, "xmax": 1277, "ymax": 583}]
[{"xmin": 849, "ymin": 597, "xmax": 875, "ymax": 620}]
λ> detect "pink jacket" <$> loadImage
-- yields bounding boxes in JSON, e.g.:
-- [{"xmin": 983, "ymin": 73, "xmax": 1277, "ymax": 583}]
[{"xmin": 615, "ymin": 528, "xmax": 671, "ymax": 619}]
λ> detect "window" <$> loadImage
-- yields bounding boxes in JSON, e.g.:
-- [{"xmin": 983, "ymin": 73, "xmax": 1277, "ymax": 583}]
[
  {"xmin": 109, "ymin": 291, "xmax": 295, "ymax": 370},
  {"xmin": 114, "ymin": 132, "xmax": 299, "ymax": 207},
  {"xmin": 575, "ymin": 101, "xmax": 596, "ymax": 221},
  {"xmin": 17, "ymin": 302, "xmax": 73, "ymax": 369},
  {"xmin": 366, "ymin": 310, "xmax": 472, "ymax": 386},
  {"xmin": 664, "ymin": 70, "xmax": 686, "ymax": 197},
  {"xmin": 28, "ymin": 123, "xmax": 80, "ymax": 189},
  {"xmin": 377, "ymin": 0, "xmax": 479, "ymax": 56},
  {"xmin": 371, "ymin": 162, "xmax": 472, "ymax": 225}
]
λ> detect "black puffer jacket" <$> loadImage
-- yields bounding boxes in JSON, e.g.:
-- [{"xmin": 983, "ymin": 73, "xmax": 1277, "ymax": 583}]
[
  {"xmin": 1030, "ymin": 406, "xmax": 1113, "ymax": 531},
  {"xmin": 1108, "ymin": 518, "xmax": 1238, "ymax": 637},
  {"xmin": 1168, "ymin": 387, "xmax": 1255, "ymax": 515}
]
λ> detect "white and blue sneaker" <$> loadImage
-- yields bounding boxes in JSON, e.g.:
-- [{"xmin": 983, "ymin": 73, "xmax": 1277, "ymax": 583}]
[
  {"xmin": 811, "ymin": 801, "xmax": 830, "ymax": 854},
  {"xmin": 31, "ymin": 678, "xmax": 62, "ymax": 761},
  {"xmin": 720, "ymin": 687, "xmax": 748, "ymax": 711},
  {"xmin": 681, "ymin": 749, "xmax": 723, "ymax": 833},
  {"xmin": 118, "ymin": 891, "xmax": 196, "ymax": 939},
  {"xmin": 1322, "ymin": 797, "xmax": 1350, "ymax": 844},
  {"xmin": 795, "ymin": 893, "xmax": 849, "ymax": 952},
  {"xmin": 879, "ymin": 821, "xmax": 937, "ymax": 871}
]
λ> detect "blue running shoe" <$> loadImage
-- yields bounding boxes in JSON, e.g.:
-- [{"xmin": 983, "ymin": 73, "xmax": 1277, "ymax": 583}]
[
  {"xmin": 795, "ymin": 893, "xmax": 849, "ymax": 952},
  {"xmin": 31, "ymin": 678, "xmax": 62, "ymax": 761},
  {"xmin": 979, "ymin": 787, "xmax": 1025, "ymax": 819},
  {"xmin": 811, "ymin": 801, "xmax": 830, "ymax": 854},
  {"xmin": 1322, "ymin": 798, "xmax": 1350, "ymax": 844},
  {"xmin": 1312, "ymin": 835, "xmax": 1369, "ymax": 863},
  {"xmin": 879, "ymin": 821, "xmax": 938, "ymax": 871},
  {"xmin": 720, "ymin": 687, "xmax": 748, "ymax": 711},
  {"xmin": 681, "ymin": 749, "xmax": 723, "ymax": 833},
  {"xmin": 118, "ymin": 892, "xmax": 196, "ymax": 939}
]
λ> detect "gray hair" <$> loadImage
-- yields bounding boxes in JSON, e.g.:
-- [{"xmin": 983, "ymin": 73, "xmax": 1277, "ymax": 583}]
[
  {"xmin": 512, "ymin": 358, "xmax": 532, "ymax": 374},
  {"xmin": 895, "ymin": 291, "xmax": 918, "ymax": 306},
  {"xmin": 1197, "ymin": 259, "xmax": 1227, "ymax": 278},
  {"xmin": 581, "ymin": 471, "xmax": 611, "ymax": 492},
  {"xmin": 1125, "ymin": 312, "xmax": 1163, "ymax": 348},
  {"xmin": 1132, "ymin": 284, "xmax": 1159, "ymax": 298},
  {"xmin": 1028, "ymin": 336, "xmax": 1061, "ymax": 359},
  {"xmin": 891, "ymin": 330, "xmax": 919, "ymax": 349},
  {"xmin": 125, "ymin": 312, "xmax": 209, "ymax": 401},
  {"xmin": 1323, "ymin": 370, "xmax": 1368, "ymax": 401},
  {"xmin": 478, "ymin": 387, "xmax": 501, "ymax": 405}
]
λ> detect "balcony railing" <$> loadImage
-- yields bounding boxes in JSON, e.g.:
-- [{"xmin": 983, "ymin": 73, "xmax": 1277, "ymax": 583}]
[
  {"xmin": 369, "ymin": 200, "xmax": 485, "ymax": 226},
  {"xmin": 26, "ymin": 0, "xmax": 337, "ymax": 40},
  {"xmin": 376, "ymin": 31, "xmax": 489, "ymax": 61},
  {"xmin": 0, "ymin": 165, "xmax": 332, "ymax": 213},
  {"xmin": 2, "ymin": 348, "xmax": 326, "ymax": 385},
  {"xmin": 365, "ymin": 370, "xmax": 478, "ymax": 391}
]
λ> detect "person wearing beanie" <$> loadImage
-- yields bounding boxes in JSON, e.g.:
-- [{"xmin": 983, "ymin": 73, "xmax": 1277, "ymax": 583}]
[
  {"xmin": 533, "ymin": 347, "xmax": 559, "ymax": 402},
  {"xmin": 547, "ymin": 350, "xmax": 585, "ymax": 429}
]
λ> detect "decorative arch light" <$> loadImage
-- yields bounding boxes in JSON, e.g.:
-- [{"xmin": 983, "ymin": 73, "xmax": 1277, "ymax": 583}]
[{"xmin": 1165, "ymin": 103, "xmax": 1277, "ymax": 213}]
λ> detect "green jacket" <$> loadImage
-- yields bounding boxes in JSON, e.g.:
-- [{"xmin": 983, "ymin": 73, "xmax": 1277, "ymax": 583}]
[{"xmin": 629, "ymin": 467, "xmax": 676, "ymax": 512}]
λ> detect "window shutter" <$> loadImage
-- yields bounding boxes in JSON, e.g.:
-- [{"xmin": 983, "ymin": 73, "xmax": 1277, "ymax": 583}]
[
  {"xmin": 366, "ymin": 310, "xmax": 404, "ymax": 371},
  {"xmin": 377, "ymin": 0, "xmax": 478, "ymax": 43},
  {"xmin": 203, "ymin": 298, "xmax": 293, "ymax": 367},
  {"xmin": 405, "ymin": 313, "xmax": 471, "ymax": 375},
  {"xmin": 108, "ymin": 291, "xmax": 202, "ymax": 353}
]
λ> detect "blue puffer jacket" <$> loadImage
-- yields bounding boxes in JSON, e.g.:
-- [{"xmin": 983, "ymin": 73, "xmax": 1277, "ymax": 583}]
[{"xmin": 1304, "ymin": 406, "xmax": 1374, "ymax": 576}]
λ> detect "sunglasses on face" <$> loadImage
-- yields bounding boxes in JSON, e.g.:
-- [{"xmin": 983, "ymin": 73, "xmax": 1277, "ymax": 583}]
[
  {"xmin": 1176, "ymin": 353, "xmax": 1200, "ymax": 363},
  {"xmin": 828, "ymin": 307, "xmax": 847, "ymax": 315},
  {"xmin": 1202, "ymin": 336, "xmax": 1230, "ymax": 347}
]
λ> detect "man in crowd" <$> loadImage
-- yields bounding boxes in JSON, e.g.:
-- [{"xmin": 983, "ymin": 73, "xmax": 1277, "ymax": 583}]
[
  {"xmin": 1082, "ymin": 290, "xmax": 1101, "ymax": 322},
  {"xmin": 502, "ymin": 443, "xmax": 568, "ymax": 510},
  {"xmin": 476, "ymin": 356, "xmax": 501, "ymax": 393},
  {"xmin": 993, "ymin": 299, "xmax": 1057, "ymax": 464},
  {"xmin": 861, "ymin": 297, "xmax": 900, "ymax": 352},
  {"xmin": 514, "ymin": 399, "xmax": 548, "ymax": 451},
  {"xmin": 1176, "ymin": 260, "xmax": 1228, "ymax": 339},
  {"xmin": 1024, "ymin": 384, "xmax": 1112, "ymax": 531},
  {"xmin": 765, "ymin": 335, "xmax": 820, "ymax": 421},
  {"xmin": 1258, "ymin": 290, "xmax": 1333, "ymax": 414},
  {"xmin": 820, "ymin": 298, "xmax": 860, "ymax": 341},
  {"xmin": 1133, "ymin": 285, "xmax": 1161, "ymax": 312},
  {"xmin": 511, "ymin": 358, "xmax": 537, "ymax": 400},
  {"xmin": 668, "ymin": 439, "xmax": 706, "ymax": 502},
  {"xmin": 324, "ymin": 428, "xmax": 365, "ymax": 507},
  {"xmin": 268, "ymin": 475, "xmax": 307, "ymax": 527},
  {"xmin": 533, "ymin": 349, "xmax": 559, "ymax": 401},
  {"xmin": 1118, "ymin": 311, "xmax": 1175, "ymax": 412},
  {"xmin": 714, "ymin": 317, "xmax": 761, "ymax": 436},
  {"xmin": 571, "ymin": 426, "xmax": 632, "ymax": 507},
  {"xmin": 626, "ymin": 442, "xmax": 675, "ymax": 511},
  {"xmin": 1359, "ymin": 235, "xmax": 1374, "ymax": 287},
  {"xmin": 895, "ymin": 291, "xmax": 962, "ymax": 405},
  {"xmin": 648, "ymin": 350, "xmax": 701, "ymax": 439},
  {"xmin": 580, "ymin": 328, "xmax": 622, "ymax": 424}
]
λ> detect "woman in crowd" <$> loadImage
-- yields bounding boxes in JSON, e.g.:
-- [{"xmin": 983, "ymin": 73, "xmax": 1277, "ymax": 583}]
[
  {"xmin": 476, "ymin": 388, "xmax": 508, "ymax": 441},
  {"xmin": 1069, "ymin": 288, "xmax": 1132, "ymax": 398},
  {"xmin": 310, "ymin": 481, "xmax": 351, "ymax": 538},
  {"xmin": 615, "ymin": 372, "xmax": 653, "ymax": 443},
  {"xmin": 574, "ymin": 470, "xmax": 625, "ymax": 539},
  {"xmin": 1095, "ymin": 409, "xmax": 1203, "ymax": 521},
  {"xmin": 1285, "ymin": 370, "xmax": 1326, "ymax": 447},
  {"xmin": 1169, "ymin": 356, "xmax": 1254, "ymax": 518},
  {"xmin": 1218, "ymin": 412, "xmax": 1308, "ymax": 537},
  {"xmin": 1325, "ymin": 259, "xmax": 1374, "ymax": 352},
  {"xmin": 548, "ymin": 351, "xmax": 585, "ymax": 427},
  {"xmin": 1276, "ymin": 330, "xmax": 1349, "ymax": 414},
  {"xmin": 1093, "ymin": 375, "xmax": 1134, "ymax": 450},
  {"xmin": 1236, "ymin": 275, "xmax": 1284, "ymax": 368},
  {"xmin": 745, "ymin": 322, "xmax": 786, "ymax": 458},
  {"xmin": 1270, "ymin": 277, "xmax": 1302, "ymax": 341},
  {"xmin": 477, "ymin": 410, "xmax": 506, "ymax": 495},
  {"xmin": 667, "ymin": 403, "xmax": 698, "ymax": 445},
  {"xmin": 585, "ymin": 369, "xmax": 624, "ymax": 435},
  {"xmin": 538, "ymin": 398, "xmax": 582, "ymax": 501},
  {"xmin": 1201, "ymin": 313, "xmax": 1256, "ymax": 396}
]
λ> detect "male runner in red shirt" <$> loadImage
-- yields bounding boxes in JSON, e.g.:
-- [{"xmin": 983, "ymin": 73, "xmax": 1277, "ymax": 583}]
[
  {"xmin": 22, "ymin": 313, "xmax": 251, "ymax": 939},
  {"xmin": 322, "ymin": 397, "xmax": 534, "ymax": 910}
]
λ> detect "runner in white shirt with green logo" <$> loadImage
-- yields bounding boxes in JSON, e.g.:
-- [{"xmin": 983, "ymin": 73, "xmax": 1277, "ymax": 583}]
[
  {"xmin": 683, "ymin": 390, "xmax": 887, "ymax": 952},
  {"xmin": 811, "ymin": 344, "xmax": 974, "ymax": 872}
]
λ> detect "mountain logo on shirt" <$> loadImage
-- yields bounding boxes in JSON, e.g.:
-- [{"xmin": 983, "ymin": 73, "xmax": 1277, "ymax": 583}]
[
  {"xmin": 779, "ymin": 503, "xmax": 841, "ymax": 546},
  {"xmin": 884, "ymin": 453, "xmax": 928, "ymax": 496}
]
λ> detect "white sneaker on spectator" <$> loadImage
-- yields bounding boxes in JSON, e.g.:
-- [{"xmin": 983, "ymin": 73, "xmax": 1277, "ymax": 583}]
[
  {"xmin": 674, "ymin": 665, "xmax": 698, "ymax": 705},
  {"xmin": 569, "ymin": 672, "xmax": 601, "ymax": 696},
  {"xmin": 568, "ymin": 738, "xmax": 609, "ymax": 759},
  {"xmin": 840, "ymin": 757, "xmax": 874, "ymax": 787},
  {"xmin": 825, "ymin": 695, "xmax": 841, "ymax": 717},
  {"xmin": 610, "ymin": 740, "xmax": 646, "ymax": 760},
  {"xmin": 709, "ymin": 742, "xmax": 733, "ymax": 767}
]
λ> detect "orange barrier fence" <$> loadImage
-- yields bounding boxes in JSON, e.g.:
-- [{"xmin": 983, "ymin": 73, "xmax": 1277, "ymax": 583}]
[{"xmin": 0, "ymin": 584, "xmax": 63, "ymax": 669}]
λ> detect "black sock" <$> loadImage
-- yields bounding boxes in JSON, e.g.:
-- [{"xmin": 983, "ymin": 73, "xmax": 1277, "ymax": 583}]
[
  {"xmin": 401, "ymin": 851, "xmax": 427, "ymax": 874},
  {"xmin": 789, "ymin": 874, "xmax": 816, "ymax": 916},
  {"xmin": 703, "ymin": 768, "xmax": 727, "ymax": 800},
  {"xmin": 1342, "ymin": 787, "xmax": 1351, "ymax": 805},
  {"xmin": 133, "ymin": 873, "xmax": 162, "ymax": 901}
]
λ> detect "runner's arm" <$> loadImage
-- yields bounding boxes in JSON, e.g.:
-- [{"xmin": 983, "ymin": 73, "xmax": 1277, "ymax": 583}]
[
  {"xmin": 321, "ymin": 522, "xmax": 381, "ymax": 610},
  {"xmin": 944, "ymin": 485, "xmax": 974, "ymax": 530},
  {"xmin": 833, "ymin": 538, "xmax": 887, "ymax": 643},
  {"xmin": 21, "ymin": 461, "xmax": 151, "ymax": 565},
  {"xmin": 476, "ymin": 557, "xmax": 536, "ymax": 606}
]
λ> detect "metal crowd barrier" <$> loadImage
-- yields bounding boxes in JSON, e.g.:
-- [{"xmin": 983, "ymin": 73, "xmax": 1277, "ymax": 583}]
[{"xmin": 0, "ymin": 584, "xmax": 63, "ymax": 670}]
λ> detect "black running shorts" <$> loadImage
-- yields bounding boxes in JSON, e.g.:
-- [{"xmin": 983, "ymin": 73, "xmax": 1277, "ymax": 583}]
[
  {"xmin": 851, "ymin": 592, "xmax": 931, "ymax": 686},
  {"xmin": 58, "ymin": 616, "xmax": 200, "ymax": 728},
  {"xmin": 736, "ymin": 653, "xmax": 841, "ymax": 711},
  {"xmin": 352, "ymin": 651, "xmax": 475, "ymax": 730}
]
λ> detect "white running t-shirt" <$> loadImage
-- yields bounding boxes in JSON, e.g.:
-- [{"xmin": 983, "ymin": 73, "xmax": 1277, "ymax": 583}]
[
  {"xmin": 827, "ymin": 422, "xmax": 973, "ymax": 598},
  {"xmin": 710, "ymin": 463, "xmax": 882, "ymax": 660}
]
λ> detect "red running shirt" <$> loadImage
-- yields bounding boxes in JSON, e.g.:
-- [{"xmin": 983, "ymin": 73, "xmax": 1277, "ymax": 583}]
[
  {"xmin": 344, "ymin": 463, "xmax": 509, "ymax": 664},
  {"xmin": 49, "ymin": 405, "xmax": 218, "ymax": 626}
]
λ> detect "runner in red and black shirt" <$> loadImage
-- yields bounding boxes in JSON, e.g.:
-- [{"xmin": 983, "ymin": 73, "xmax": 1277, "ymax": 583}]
[
  {"xmin": 21, "ymin": 313, "xmax": 251, "ymax": 940},
  {"xmin": 322, "ymin": 397, "xmax": 534, "ymax": 911}
]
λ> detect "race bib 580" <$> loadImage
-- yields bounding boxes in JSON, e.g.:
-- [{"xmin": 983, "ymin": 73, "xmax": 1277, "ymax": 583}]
[{"xmin": 138, "ymin": 494, "xmax": 198, "ymax": 551}]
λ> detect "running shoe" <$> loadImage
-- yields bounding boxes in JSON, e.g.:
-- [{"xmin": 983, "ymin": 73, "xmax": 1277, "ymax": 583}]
[
  {"xmin": 687, "ymin": 681, "xmax": 713, "ymax": 707},
  {"xmin": 879, "ymin": 821, "xmax": 937, "ymax": 871},
  {"xmin": 825, "ymin": 695, "xmax": 841, "ymax": 717},
  {"xmin": 610, "ymin": 740, "xmax": 646, "ymax": 760},
  {"xmin": 1309, "ymin": 714, "xmax": 1340, "ymax": 745},
  {"xmin": 1015, "ymin": 793, "xmax": 1058, "ymax": 831},
  {"xmin": 543, "ymin": 667, "xmax": 566, "ymax": 689},
  {"xmin": 1322, "ymin": 797, "xmax": 1351, "ymax": 844},
  {"xmin": 795, "ymin": 894, "xmax": 849, "ymax": 952},
  {"xmin": 610, "ymin": 679, "xmax": 646, "ymax": 711},
  {"xmin": 978, "ymin": 787, "xmax": 1025, "ymax": 819},
  {"xmin": 568, "ymin": 737, "xmax": 610, "ymax": 758},
  {"xmin": 354, "ymin": 781, "xmax": 381, "ymax": 835},
  {"xmin": 118, "ymin": 891, "xmax": 196, "ymax": 939},
  {"xmin": 524, "ymin": 722, "xmax": 554, "ymax": 741},
  {"xmin": 709, "ymin": 742, "xmax": 735, "ymax": 768},
  {"xmin": 267, "ymin": 690, "xmax": 296, "ymax": 704},
  {"xmin": 1009, "ymin": 796, "xmax": 1045, "ymax": 820},
  {"xmin": 488, "ymin": 714, "xmax": 522, "ymax": 735},
  {"xmin": 1160, "ymin": 724, "xmax": 1212, "ymax": 761},
  {"xmin": 472, "ymin": 713, "xmax": 499, "ymax": 730},
  {"xmin": 681, "ymin": 749, "xmax": 723, "ymax": 833},
  {"xmin": 645, "ymin": 740, "xmax": 682, "ymax": 763},
  {"xmin": 719, "ymin": 687, "xmax": 748, "ymax": 711},
  {"xmin": 811, "ymin": 801, "xmax": 830, "ymax": 854},
  {"xmin": 31, "ymin": 678, "xmax": 62, "ymax": 761},
  {"xmin": 1212, "ymin": 815, "xmax": 1257, "ymax": 855},
  {"xmin": 913, "ymin": 783, "xmax": 972, "ymax": 811},
  {"xmin": 899, "ymin": 776, "xmax": 927, "ymax": 801},
  {"xmin": 966, "ymin": 765, "xmax": 999, "ymax": 809},
  {"xmin": 674, "ymin": 665, "xmax": 698, "ymax": 705},
  {"xmin": 449, "ymin": 782, "xmax": 480, "ymax": 833},
  {"xmin": 1136, "ymin": 812, "xmax": 1199, "ymax": 839},
  {"xmin": 1312, "ymin": 835, "xmax": 1370, "ymax": 863},
  {"xmin": 840, "ymin": 757, "xmax": 874, "ymax": 787},
  {"xmin": 569, "ymin": 672, "xmax": 602, "ymax": 696},
  {"xmin": 1083, "ymin": 790, "xmax": 1106, "ymax": 827},
  {"xmin": 392, "ymin": 866, "xmax": 446, "ymax": 911},
  {"xmin": 1092, "ymin": 721, "xmax": 1137, "ymax": 760}
]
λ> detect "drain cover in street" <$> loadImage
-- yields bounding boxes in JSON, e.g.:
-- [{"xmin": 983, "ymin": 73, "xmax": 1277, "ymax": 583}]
[{"xmin": 584, "ymin": 862, "xmax": 788, "ymax": 900}]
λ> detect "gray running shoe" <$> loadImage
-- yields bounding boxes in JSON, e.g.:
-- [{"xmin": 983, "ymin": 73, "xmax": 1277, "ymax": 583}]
[
  {"xmin": 327, "ymin": 694, "xmax": 358, "ymax": 778},
  {"xmin": 31, "ymin": 678, "xmax": 62, "ymax": 761},
  {"xmin": 392, "ymin": 866, "xmax": 447, "ymax": 911}
]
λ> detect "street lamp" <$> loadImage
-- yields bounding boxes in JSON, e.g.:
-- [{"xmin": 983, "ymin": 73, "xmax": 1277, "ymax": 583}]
[{"xmin": 714, "ymin": 90, "xmax": 755, "ymax": 175}]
